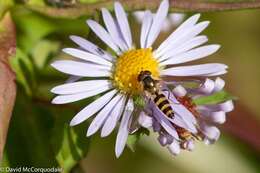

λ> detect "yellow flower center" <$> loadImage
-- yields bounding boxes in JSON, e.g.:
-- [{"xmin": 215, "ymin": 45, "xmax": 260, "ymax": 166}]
[{"xmin": 112, "ymin": 48, "xmax": 160, "ymax": 95}]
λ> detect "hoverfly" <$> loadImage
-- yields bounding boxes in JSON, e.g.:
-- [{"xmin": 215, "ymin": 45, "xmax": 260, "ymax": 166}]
[{"xmin": 138, "ymin": 70, "xmax": 174, "ymax": 119}]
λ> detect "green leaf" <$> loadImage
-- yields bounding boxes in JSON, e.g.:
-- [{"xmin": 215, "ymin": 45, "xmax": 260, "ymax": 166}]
[
  {"xmin": 12, "ymin": 6, "xmax": 89, "ymax": 52},
  {"xmin": 5, "ymin": 94, "xmax": 57, "ymax": 167},
  {"xmin": 127, "ymin": 128, "xmax": 149, "ymax": 152},
  {"xmin": 27, "ymin": 0, "xmax": 46, "ymax": 6},
  {"xmin": 10, "ymin": 48, "xmax": 35, "ymax": 96},
  {"xmin": 31, "ymin": 39, "xmax": 60, "ymax": 69},
  {"xmin": 193, "ymin": 91, "xmax": 237, "ymax": 105},
  {"xmin": 51, "ymin": 109, "xmax": 90, "ymax": 173},
  {"xmin": 0, "ymin": 0, "xmax": 14, "ymax": 19}
]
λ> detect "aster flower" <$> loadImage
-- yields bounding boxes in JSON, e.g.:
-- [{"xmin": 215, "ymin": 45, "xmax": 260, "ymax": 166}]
[
  {"xmin": 51, "ymin": 0, "xmax": 229, "ymax": 157},
  {"xmin": 138, "ymin": 78, "xmax": 234, "ymax": 155}
]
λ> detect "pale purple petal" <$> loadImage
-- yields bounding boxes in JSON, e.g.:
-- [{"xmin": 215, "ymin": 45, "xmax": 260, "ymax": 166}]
[
  {"xmin": 158, "ymin": 35, "xmax": 208, "ymax": 62},
  {"xmin": 87, "ymin": 20, "xmax": 120, "ymax": 53},
  {"xmin": 199, "ymin": 122, "xmax": 220, "ymax": 143},
  {"xmin": 155, "ymin": 14, "xmax": 201, "ymax": 57},
  {"xmin": 51, "ymin": 80, "xmax": 110, "ymax": 95},
  {"xmin": 155, "ymin": 17, "xmax": 208, "ymax": 58},
  {"xmin": 158, "ymin": 134, "xmax": 168, "ymax": 146},
  {"xmin": 138, "ymin": 111, "xmax": 153, "ymax": 128},
  {"xmin": 200, "ymin": 110, "xmax": 226, "ymax": 124},
  {"xmin": 101, "ymin": 95, "xmax": 126, "ymax": 137},
  {"xmin": 152, "ymin": 119, "xmax": 161, "ymax": 132},
  {"xmin": 146, "ymin": 0, "xmax": 169, "ymax": 48},
  {"xmin": 153, "ymin": 105, "xmax": 179, "ymax": 140},
  {"xmin": 168, "ymin": 140, "xmax": 181, "ymax": 156},
  {"xmin": 213, "ymin": 77, "xmax": 225, "ymax": 92},
  {"xmin": 63, "ymin": 48, "xmax": 112, "ymax": 67},
  {"xmin": 69, "ymin": 35, "xmax": 113, "ymax": 62},
  {"xmin": 70, "ymin": 89, "xmax": 117, "ymax": 126},
  {"xmin": 140, "ymin": 10, "xmax": 153, "ymax": 48},
  {"xmin": 101, "ymin": 8, "xmax": 128, "ymax": 51},
  {"xmin": 114, "ymin": 2, "xmax": 132, "ymax": 48},
  {"xmin": 115, "ymin": 99, "xmax": 134, "ymax": 158},
  {"xmin": 168, "ymin": 13, "xmax": 185, "ymax": 26},
  {"xmin": 51, "ymin": 85, "xmax": 111, "ymax": 104},
  {"xmin": 161, "ymin": 63, "xmax": 227, "ymax": 76},
  {"xmin": 172, "ymin": 85, "xmax": 187, "ymax": 97},
  {"xmin": 198, "ymin": 100, "xmax": 234, "ymax": 113},
  {"xmin": 182, "ymin": 140, "xmax": 195, "ymax": 151},
  {"xmin": 166, "ymin": 91, "xmax": 197, "ymax": 130},
  {"xmin": 87, "ymin": 94, "xmax": 123, "ymax": 137},
  {"xmin": 51, "ymin": 60, "xmax": 111, "ymax": 77},
  {"xmin": 160, "ymin": 44, "xmax": 220, "ymax": 66}
]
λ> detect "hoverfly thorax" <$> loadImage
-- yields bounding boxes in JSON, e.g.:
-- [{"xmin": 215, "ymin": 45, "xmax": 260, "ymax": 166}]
[{"xmin": 138, "ymin": 70, "xmax": 158, "ymax": 94}]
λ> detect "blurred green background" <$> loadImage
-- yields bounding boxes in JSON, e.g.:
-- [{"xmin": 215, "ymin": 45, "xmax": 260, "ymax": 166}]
[{"xmin": 0, "ymin": 0, "xmax": 260, "ymax": 173}]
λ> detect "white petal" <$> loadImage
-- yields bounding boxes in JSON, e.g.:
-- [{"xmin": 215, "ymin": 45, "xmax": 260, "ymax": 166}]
[
  {"xmin": 51, "ymin": 80, "xmax": 110, "ymax": 95},
  {"xmin": 160, "ymin": 45, "xmax": 220, "ymax": 66},
  {"xmin": 51, "ymin": 85, "xmax": 111, "ymax": 104},
  {"xmin": 87, "ymin": 94, "xmax": 122, "ymax": 137},
  {"xmin": 87, "ymin": 20, "xmax": 120, "ymax": 53},
  {"xmin": 158, "ymin": 35, "xmax": 208, "ymax": 62},
  {"xmin": 101, "ymin": 95, "xmax": 126, "ymax": 137},
  {"xmin": 69, "ymin": 35, "xmax": 113, "ymax": 62},
  {"xmin": 172, "ymin": 85, "xmax": 187, "ymax": 97},
  {"xmin": 115, "ymin": 99, "xmax": 134, "ymax": 158},
  {"xmin": 161, "ymin": 63, "xmax": 227, "ymax": 76},
  {"xmin": 114, "ymin": 2, "xmax": 132, "ymax": 49},
  {"xmin": 213, "ymin": 77, "xmax": 225, "ymax": 92},
  {"xmin": 168, "ymin": 140, "xmax": 181, "ymax": 156},
  {"xmin": 138, "ymin": 111, "xmax": 153, "ymax": 128},
  {"xmin": 63, "ymin": 48, "xmax": 112, "ymax": 67},
  {"xmin": 101, "ymin": 8, "xmax": 128, "ymax": 51},
  {"xmin": 155, "ymin": 14, "xmax": 201, "ymax": 57},
  {"xmin": 51, "ymin": 60, "xmax": 111, "ymax": 77},
  {"xmin": 140, "ymin": 10, "xmax": 153, "ymax": 48},
  {"xmin": 70, "ymin": 89, "xmax": 117, "ymax": 126},
  {"xmin": 146, "ymin": 0, "xmax": 169, "ymax": 48}
]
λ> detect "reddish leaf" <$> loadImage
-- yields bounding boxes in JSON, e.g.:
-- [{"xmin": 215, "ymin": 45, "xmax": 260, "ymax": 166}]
[{"xmin": 0, "ymin": 12, "xmax": 16, "ymax": 161}]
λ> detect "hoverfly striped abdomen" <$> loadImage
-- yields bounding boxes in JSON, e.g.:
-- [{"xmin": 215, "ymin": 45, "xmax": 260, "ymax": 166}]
[
  {"xmin": 154, "ymin": 92, "xmax": 174, "ymax": 118},
  {"xmin": 138, "ymin": 70, "xmax": 174, "ymax": 118}
]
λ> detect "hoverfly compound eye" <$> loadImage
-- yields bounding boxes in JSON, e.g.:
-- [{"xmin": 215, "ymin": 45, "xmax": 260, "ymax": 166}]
[
  {"xmin": 143, "ymin": 70, "xmax": 152, "ymax": 75},
  {"xmin": 137, "ymin": 72, "xmax": 143, "ymax": 81}
]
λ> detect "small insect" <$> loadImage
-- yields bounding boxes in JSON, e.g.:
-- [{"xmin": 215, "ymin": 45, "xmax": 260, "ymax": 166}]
[{"xmin": 137, "ymin": 70, "xmax": 174, "ymax": 118}]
